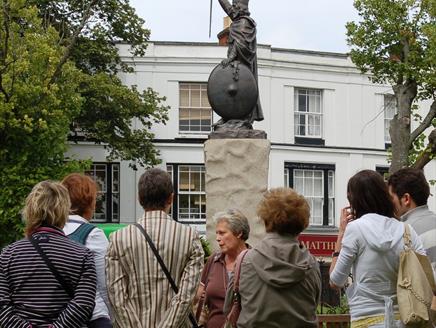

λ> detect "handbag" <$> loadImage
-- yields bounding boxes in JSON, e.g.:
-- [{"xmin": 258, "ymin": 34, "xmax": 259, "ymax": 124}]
[
  {"xmin": 134, "ymin": 223, "xmax": 200, "ymax": 328},
  {"xmin": 397, "ymin": 223, "xmax": 436, "ymax": 326},
  {"xmin": 194, "ymin": 256, "xmax": 214, "ymax": 327},
  {"xmin": 224, "ymin": 249, "xmax": 249, "ymax": 328}
]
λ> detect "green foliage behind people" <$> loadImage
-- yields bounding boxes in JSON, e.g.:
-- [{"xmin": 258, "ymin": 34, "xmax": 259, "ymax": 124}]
[
  {"xmin": 347, "ymin": 0, "xmax": 436, "ymax": 173},
  {"xmin": 0, "ymin": 0, "xmax": 169, "ymax": 247}
]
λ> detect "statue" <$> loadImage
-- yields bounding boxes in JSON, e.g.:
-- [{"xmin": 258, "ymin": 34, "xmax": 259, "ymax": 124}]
[{"xmin": 207, "ymin": 0, "xmax": 264, "ymax": 132}]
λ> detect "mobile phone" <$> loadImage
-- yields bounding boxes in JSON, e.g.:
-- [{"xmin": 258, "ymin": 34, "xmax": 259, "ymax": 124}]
[{"xmin": 347, "ymin": 207, "xmax": 356, "ymax": 220}]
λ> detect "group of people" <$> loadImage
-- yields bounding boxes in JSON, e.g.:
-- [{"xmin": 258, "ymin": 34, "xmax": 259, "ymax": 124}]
[
  {"xmin": 0, "ymin": 167, "xmax": 435, "ymax": 328},
  {"xmin": 330, "ymin": 168, "xmax": 436, "ymax": 328}
]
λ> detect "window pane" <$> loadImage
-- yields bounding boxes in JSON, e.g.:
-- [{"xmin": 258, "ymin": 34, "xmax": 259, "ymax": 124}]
[
  {"xmin": 294, "ymin": 89, "xmax": 322, "ymax": 137},
  {"xmin": 298, "ymin": 94, "xmax": 307, "ymax": 112},
  {"xmin": 112, "ymin": 166, "xmax": 119, "ymax": 193},
  {"xmin": 180, "ymin": 89, "xmax": 189, "ymax": 107},
  {"xmin": 328, "ymin": 198, "xmax": 335, "ymax": 226},
  {"xmin": 201, "ymin": 89, "xmax": 210, "ymax": 107},
  {"xmin": 191, "ymin": 171, "xmax": 201, "ymax": 192},
  {"xmin": 328, "ymin": 171, "xmax": 334, "ymax": 197},
  {"xmin": 179, "ymin": 83, "xmax": 212, "ymax": 133},
  {"xmin": 384, "ymin": 95, "xmax": 397, "ymax": 143},
  {"xmin": 284, "ymin": 168, "xmax": 289, "ymax": 187},
  {"xmin": 191, "ymin": 89, "xmax": 201, "ymax": 107},
  {"xmin": 292, "ymin": 167, "xmax": 333, "ymax": 226},
  {"xmin": 313, "ymin": 173, "xmax": 323, "ymax": 196},
  {"xmin": 112, "ymin": 194, "xmax": 119, "ymax": 221},
  {"xmin": 178, "ymin": 194, "xmax": 191, "ymax": 220},
  {"xmin": 179, "ymin": 171, "xmax": 190, "ymax": 191},
  {"xmin": 85, "ymin": 163, "xmax": 119, "ymax": 223},
  {"xmin": 304, "ymin": 174, "xmax": 314, "ymax": 196},
  {"xmin": 311, "ymin": 198, "xmax": 323, "ymax": 225},
  {"xmin": 94, "ymin": 193, "xmax": 106, "ymax": 221},
  {"xmin": 176, "ymin": 165, "xmax": 206, "ymax": 223}
]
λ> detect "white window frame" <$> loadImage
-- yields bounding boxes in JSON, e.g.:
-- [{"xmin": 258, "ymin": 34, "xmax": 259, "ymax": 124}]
[
  {"xmin": 167, "ymin": 164, "xmax": 206, "ymax": 224},
  {"xmin": 294, "ymin": 88, "xmax": 323, "ymax": 138},
  {"xmin": 384, "ymin": 94, "xmax": 397, "ymax": 144},
  {"xmin": 285, "ymin": 163, "xmax": 335, "ymax": 226},
  {"xmin": 86, "ymin": 163, "xmax": 120, "ymax": 223},
  {"xmin": 179, "ymin": 83, "xmax": 213, "ymax": 134}
]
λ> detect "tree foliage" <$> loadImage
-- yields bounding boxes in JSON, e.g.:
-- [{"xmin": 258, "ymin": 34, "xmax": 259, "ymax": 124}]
[
  {"xmin": 33, "ymin": 0, "xmax": 169, "ymax": 168},
  {"xmin": 347, "ymin": 0, "xmax": 436, "ymax": 173},
  {"xmin": 0, "ymin": 1, "xmax": 87, "ymax": 246},
  {"xmin": 0, "ymin": 0, "xmax": 168, "ymax": 246}
]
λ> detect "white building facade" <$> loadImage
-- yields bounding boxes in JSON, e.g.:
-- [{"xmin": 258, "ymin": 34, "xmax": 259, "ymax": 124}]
[{"xmin": 67, "ymin": 41, "xmax": 436, "ymax": 237}]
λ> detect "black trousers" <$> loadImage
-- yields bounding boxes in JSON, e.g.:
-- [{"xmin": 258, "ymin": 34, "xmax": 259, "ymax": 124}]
[{"xmin": 88, "ymin": 317, "xmax": 112, "ymax": 328}]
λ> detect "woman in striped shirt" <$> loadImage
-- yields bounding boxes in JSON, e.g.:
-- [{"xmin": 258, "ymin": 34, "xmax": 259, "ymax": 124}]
[{"xmin": 0, "ymin": 181, "xmax": 97, "ymax": 328}]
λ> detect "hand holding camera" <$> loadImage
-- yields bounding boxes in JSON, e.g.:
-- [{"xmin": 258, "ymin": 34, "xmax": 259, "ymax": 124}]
[{"xmin": 339, "ymin": 206, "xmax": 355, "ymax": 233}]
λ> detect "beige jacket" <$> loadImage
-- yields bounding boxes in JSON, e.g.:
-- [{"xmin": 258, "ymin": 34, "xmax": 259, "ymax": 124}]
[{"xmin": 106, "ymin": 211, "xmax": 204, "ymax": 328}]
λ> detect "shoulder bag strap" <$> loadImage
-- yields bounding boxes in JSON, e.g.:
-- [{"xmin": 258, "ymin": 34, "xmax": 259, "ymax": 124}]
[
  {"xmin": 195, "ymin": 253, "xmax": 215, "ymax": 320},
  {"xmin": 233, "ymin": 249, "xmax": 249, "ymax": 293},
  {"xmin": 403, "ymin": 223, "xmax": 412, "ymax": 249},
  {"xmin": 134, "ymin": 223, "xmax": 199, "ymax": 328},
  {"xmin": 29, "ymin": 236, "xmax": 74, "ymax": 298}
]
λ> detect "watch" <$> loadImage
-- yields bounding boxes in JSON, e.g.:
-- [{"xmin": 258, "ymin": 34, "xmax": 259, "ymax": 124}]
[{"xmin": 332, "ymin": 251, "xmax": 340, "ymax": 257}]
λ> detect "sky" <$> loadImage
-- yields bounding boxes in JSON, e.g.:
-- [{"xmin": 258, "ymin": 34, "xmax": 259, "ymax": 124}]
[{"xmin": 129, "ymin": 0, "xmax": 360, "ymax": 54}]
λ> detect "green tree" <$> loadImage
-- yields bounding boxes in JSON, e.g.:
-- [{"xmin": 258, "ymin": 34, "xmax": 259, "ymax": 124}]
[
  {"xmin": 33, "ymin": 0, "xmax": 169, "ymax": 169},
  {"xmin": 347, "ymin": 0, "xmax": 436, "ymax": 173},
  {"xmin": 0, "ymin": 0, "xmax": 86, "ymax": 246},
  {"xmin": 0, "ymin": 0, "xmax": 168, "ymax": 246}
]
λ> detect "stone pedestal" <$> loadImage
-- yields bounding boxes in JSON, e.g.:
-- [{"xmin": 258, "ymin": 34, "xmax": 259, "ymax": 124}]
[{"xmin": 204, "ymin": 138, "xmax": 270, "ymax": 250}]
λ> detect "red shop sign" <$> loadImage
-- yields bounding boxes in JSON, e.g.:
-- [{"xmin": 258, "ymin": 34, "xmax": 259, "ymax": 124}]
[{"xmin": 298, "ymin": 234, "xmax": 338, "ymax": 257}]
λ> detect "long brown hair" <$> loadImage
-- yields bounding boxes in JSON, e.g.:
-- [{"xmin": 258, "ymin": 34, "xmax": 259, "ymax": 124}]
[{"xmin": 347, "ymin": 170, "xmax": 396, "ymax": 219}]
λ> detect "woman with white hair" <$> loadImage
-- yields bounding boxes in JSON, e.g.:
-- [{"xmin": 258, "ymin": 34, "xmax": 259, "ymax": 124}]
[{"xmin": 195, "ymin": 208, "xmax": 250, "ymax": 328}]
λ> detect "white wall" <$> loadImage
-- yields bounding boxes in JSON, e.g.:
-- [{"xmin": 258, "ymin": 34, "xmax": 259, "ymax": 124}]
[{"xmin": 67, "ymin": 41, "xmax": 436, "ymax": 226}]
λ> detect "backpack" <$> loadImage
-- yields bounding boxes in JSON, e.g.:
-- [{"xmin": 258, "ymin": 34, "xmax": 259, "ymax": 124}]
[{"xmin": 68, "ymin": 223, "xmax": 96, "ymax": 245}]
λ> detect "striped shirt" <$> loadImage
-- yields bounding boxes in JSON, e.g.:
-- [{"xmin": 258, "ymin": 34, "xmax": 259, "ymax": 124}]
[
  {"xmin": 0, "ymin": 226, "xmax": 97, "ymax": 328},
  {"xmin": 402, "ymin": 205, "xmax": 436, "ymax": 273},
  {"xmin": 106, "ymin": 210, "xmax": 204, "ymax": 328}
]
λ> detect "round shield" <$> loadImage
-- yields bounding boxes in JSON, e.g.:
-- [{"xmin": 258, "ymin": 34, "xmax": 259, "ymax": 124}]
[{"xmin": 207, "ymin": 62, "xmax": 258, "ymax": 120}]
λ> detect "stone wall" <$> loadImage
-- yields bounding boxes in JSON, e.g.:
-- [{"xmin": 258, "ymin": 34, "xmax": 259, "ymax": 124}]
[{"xmin": 204, "ymin": 139, "xmax": 270, "ymax": 250}]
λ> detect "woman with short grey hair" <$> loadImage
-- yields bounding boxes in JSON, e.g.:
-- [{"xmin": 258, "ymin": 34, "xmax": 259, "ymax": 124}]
[
  {"xmin": 213, "ymin": 208, "xmax": 250, "ymax": 242},
  {"xmin": 194, "ymin": 208, "xmax": 250, "ymax": 328}
]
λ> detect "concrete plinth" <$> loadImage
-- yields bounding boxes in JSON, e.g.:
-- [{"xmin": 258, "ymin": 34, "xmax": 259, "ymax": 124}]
[{"xmin": 204, "ymin": 138, "xmax": 270, "ymax": 250}]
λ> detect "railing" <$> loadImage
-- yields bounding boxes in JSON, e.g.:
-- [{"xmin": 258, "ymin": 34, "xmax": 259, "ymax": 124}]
[{"xmin": 317, "ymin": 314, "xmax": 350, "ymax": 328}]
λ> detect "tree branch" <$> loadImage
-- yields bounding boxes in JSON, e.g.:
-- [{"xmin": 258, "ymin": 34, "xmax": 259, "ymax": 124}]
[
  {"xmin": 412, "ymin": 127, "xmax": 436, "ymax": 169},
  {"xmin": 409, "ymin": 99, "xmax": 436, "ymax": 144},
  {"xmin": 48, "ymin": 0, "xmax": 97, "ymax": 86}
]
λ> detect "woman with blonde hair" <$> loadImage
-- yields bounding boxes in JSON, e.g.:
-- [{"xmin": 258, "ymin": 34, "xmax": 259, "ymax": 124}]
[{"xmin": 0, "ymin": 180, "xmax": 97, "ymax": 328}]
